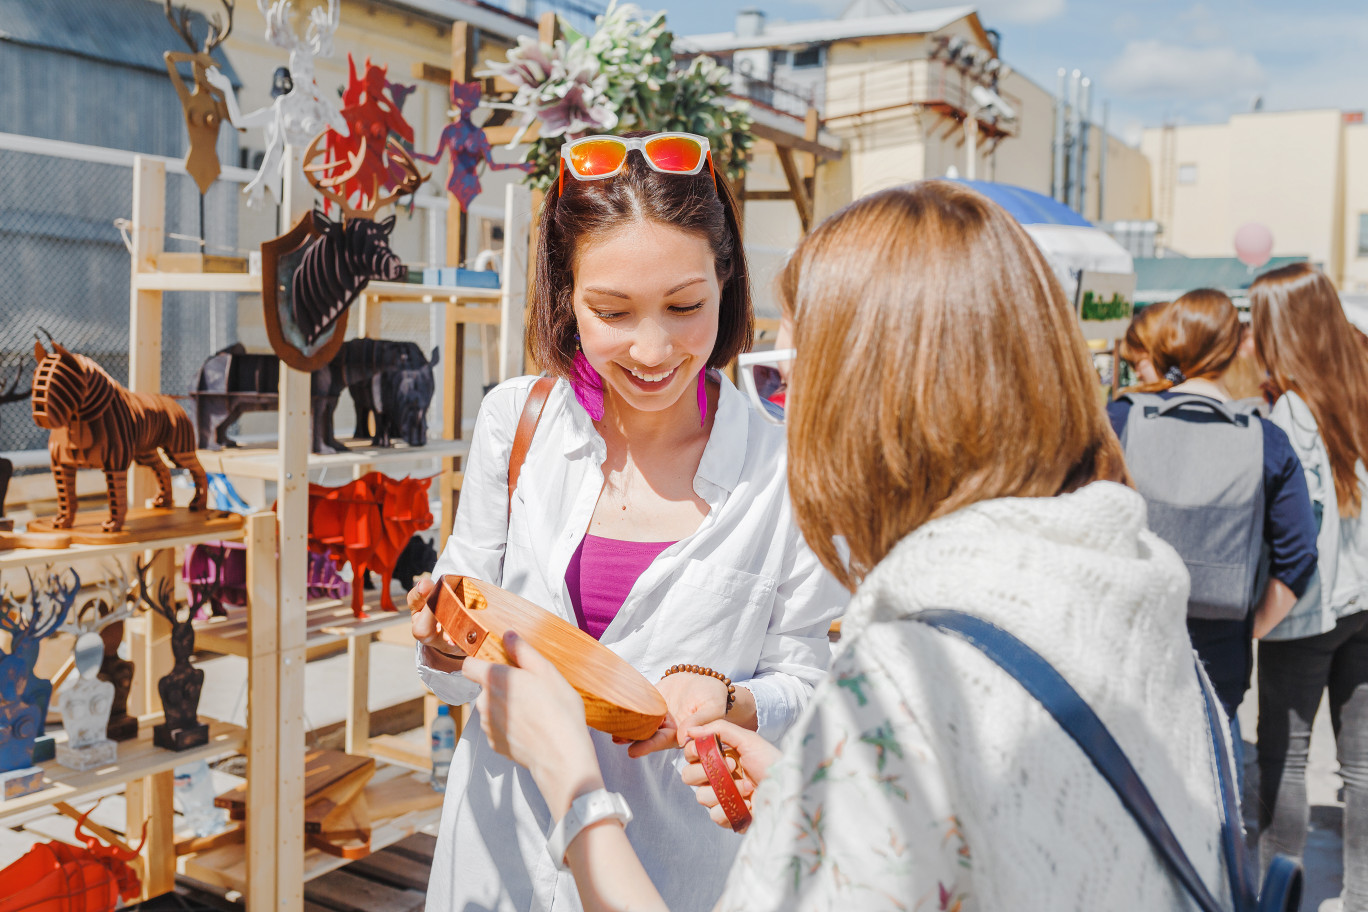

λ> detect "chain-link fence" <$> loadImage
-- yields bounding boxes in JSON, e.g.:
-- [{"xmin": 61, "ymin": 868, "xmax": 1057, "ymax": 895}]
[{"xmin": 0, "ymin": 146, "xmax": 240, "ymax": 458}]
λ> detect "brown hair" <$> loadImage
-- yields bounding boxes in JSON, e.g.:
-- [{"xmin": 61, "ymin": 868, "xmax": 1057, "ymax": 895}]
[
  {"xmin": 1116, "ymin": 301, "xmax": 1172, "ymax": 394},
  {"xmin": 779, "ymin": 181, "xmax": 1128, "ymax": 590},
  {"xmin": 527, "ymin": 131, "xmax": 752, "ymax": 376},
  {"xmin": 1147, "ymin": 288, "xmax": 1242, "ymax": 390},
  {"xmin": 1250, "ymin": 262, "xmax": 1368, "ymax": 517}
]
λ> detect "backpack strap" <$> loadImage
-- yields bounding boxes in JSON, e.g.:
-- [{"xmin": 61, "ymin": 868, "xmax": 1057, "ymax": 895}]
[
  {"xmin": 507, "ymin": 376, "xmax": 557, "ymax": 519},
  {"xmin": 911, "ymin": 609, "xmax": 1238, "ymax": 912},
  {"xmin": 1143, "ymin": 394, "xmax": 1250, "ymax": 427}
]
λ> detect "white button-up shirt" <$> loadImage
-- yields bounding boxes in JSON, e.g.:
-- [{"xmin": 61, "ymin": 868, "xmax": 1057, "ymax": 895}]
[{"xmin": 418, "ymin": 374, "xmax": 845, "ymax": 912}]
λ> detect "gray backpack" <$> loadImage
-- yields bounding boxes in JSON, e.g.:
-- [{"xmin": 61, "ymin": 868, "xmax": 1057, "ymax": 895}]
[{"xmin": 1119, "ymin": 393, "xmax": 1265, "ymax": 621}]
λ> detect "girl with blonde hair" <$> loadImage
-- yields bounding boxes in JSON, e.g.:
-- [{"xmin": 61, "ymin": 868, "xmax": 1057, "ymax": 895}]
[
  {"xmin": 1249, "ymin": 262, "xmax": 1368, "ymax": 911},
  {"xmin": 458, "ymin": 182, "xmax": 1256, "ymax": 911}
]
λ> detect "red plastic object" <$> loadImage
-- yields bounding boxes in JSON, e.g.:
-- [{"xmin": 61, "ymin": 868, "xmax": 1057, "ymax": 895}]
[
  {"xmin": 0, "ymin": 807, "xmax": 144, "ymax": 912},
  {"xmin": 300, "ymin": 471, "xmax": 433, "ymax": 618}
]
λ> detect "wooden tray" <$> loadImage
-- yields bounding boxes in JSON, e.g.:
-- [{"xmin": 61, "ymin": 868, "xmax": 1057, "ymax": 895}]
[{"xmin": 427, "ymin": 575, "xmax": 667, "ymax": 741}]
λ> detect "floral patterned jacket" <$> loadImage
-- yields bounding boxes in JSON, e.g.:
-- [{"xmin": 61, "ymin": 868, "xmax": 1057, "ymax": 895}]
[{"xmin": 713, "ymin": 482, "xmax": 1233, "ymax": 912}]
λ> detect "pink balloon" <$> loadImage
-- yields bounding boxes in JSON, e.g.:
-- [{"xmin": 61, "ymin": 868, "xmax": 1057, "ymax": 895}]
[{"xmin": 1234, "ymin": 222, "xmax": 1274, "ymax": 268}]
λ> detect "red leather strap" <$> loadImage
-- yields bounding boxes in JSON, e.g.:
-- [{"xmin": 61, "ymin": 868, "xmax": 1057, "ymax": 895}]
[
  {"xmin": 696, "ymin": 734, "xmax": 751, "ymax": 832},
  {"xmin": 507, "ymin": 377, "xmax": 557, "ymax": 519}
]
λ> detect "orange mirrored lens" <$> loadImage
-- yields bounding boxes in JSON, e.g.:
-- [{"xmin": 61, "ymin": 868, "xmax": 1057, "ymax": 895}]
[
  {"xmin": 644, "ymin": 136, "xmax": 703, "ymax": 172},
  {"xmin": 569, "ymin": 139, "xmax": 627, "ymax": 176}
]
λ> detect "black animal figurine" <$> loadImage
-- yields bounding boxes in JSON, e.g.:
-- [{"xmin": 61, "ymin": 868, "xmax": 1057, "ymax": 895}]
[
  {"xmin": 194, "ymin": 338, "xmax": 419, "ymax": 455},
  {"xmin": 295, "ymin": 212, "xmax": 406, "ymax": 347},
  {"xmin": 137, "ymin": 555, "xmax": 220, "ymax": 751},
  {"xmin": 362, "ymin": 533, "xmax": 436, "ymax": 592},
  {"xmin": 348, "ymin": 345, "xmax": 438, "ymax": 447},
  {"xmin": 0, "ymin": 356, "xmax": 32, "ymax": 525}
]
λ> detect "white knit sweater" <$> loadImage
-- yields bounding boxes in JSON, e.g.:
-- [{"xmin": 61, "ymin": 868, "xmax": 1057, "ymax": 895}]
[{"xmin": 715, "ymin": 481, "xmax": 1234, "ymax": 912}]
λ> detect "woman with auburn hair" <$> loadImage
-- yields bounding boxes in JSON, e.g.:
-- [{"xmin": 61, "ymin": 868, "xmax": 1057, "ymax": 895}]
[
  {"xmin": 1249, "ymin": 262, "xmax": 1368, "ymax": 912},
  {"xmin": 1108, "ymin": 289, "xmax": 1317, "ymax": 745},
  {"xmin": 407, "ymin": 132, "xmax": 844, "ymax": 912},
  {"xmin": 1117, "ymin": 300, "xmax": 1171, "ymax": 391},
  {"xmin": 457, "ymin": 182, "xmax": 1253, "ymax": 911}
]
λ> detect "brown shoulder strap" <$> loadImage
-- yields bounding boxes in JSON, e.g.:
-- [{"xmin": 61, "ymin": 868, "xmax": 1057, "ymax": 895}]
[{"xmin": 507, "ymin": 376, "xmax": 557, "ymax": 518}]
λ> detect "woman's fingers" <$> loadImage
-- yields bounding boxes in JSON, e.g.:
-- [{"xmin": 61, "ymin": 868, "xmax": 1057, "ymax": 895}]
[
  {"xmin": 626, "ymin": 723, "xmax": 679, "ymax": 758},
  {"xmin": 680, "ymin": 753, "xmax": 736, "ymax": 786},
  {"xmin": 406, "ymin": 575, "xmax": 436, "ymax": 612}
]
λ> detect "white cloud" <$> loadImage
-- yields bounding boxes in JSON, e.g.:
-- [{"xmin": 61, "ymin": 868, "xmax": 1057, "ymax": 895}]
[{"xmin": 1106, "ymin": 40, "xmax": 1264, "ymax": 100}]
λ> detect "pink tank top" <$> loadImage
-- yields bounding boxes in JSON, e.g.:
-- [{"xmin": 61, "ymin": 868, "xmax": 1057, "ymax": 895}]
[{"xmin": 566, "ymin": 534, "xmax": 675, "ymax": 640}]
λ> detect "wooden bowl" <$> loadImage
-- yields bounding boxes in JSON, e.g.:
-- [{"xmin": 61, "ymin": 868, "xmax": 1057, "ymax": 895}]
[{"xmin": 427, "ymin": 575, "xmax": 667, "ymax": 741}]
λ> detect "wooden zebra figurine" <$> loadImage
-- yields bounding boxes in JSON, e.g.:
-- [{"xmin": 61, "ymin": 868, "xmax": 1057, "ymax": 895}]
[{"xmin": 32, "ymin": 335, "xmax": 207, "ymax": 533}]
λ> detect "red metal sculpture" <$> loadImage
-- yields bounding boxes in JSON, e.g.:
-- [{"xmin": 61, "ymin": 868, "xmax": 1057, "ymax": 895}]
[
  {"xmin": 0, "ymin": 805, "xmax": 144, "ymax": 912},
  {"xmin": 299, "ymin": 472, "xmax": 433, "ymax": 618},
  {"xmin": 311, "ymin": 55, "xmax": 420, "ymax": 216},
  {"xmin": 31, "ymin": 334, "xmax": 208, "ymax": 534}
]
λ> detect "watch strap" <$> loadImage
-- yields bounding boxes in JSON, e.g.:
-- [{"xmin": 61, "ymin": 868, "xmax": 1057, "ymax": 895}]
[{"xmin": 546, "ymin": 788, "xmax": 632, "ymax": 870}]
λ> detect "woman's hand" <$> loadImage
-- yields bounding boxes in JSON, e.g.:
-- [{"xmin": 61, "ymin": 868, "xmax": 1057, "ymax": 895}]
[
  {"xmin": 626, "ymin": 672, "xmax": 730, "ymax": 758},
  {"xmin": 408, "ymin": 576, "xmax": 467, "ymax": 671},
  {"xmin": 680, "ymin": 720, "xmax": 781, "ymax": 831},
  {"xmin": 464, "ymin": 632, "xmax": 604, "ymax": 819}
]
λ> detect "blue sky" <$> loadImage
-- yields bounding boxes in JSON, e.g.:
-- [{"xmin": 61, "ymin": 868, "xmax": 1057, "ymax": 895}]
[{"xmin": 655, "ymin": 0, "xmax": 1368, "ymax": 145}]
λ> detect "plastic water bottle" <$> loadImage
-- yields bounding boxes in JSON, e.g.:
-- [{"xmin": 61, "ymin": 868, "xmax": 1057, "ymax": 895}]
[
  {"xmin": 430, "ymin": 705, "xmax": 456, "ymax": 791},
  {"xmin": 174, "ymin": 760, "xmax": 227, "ymax": 837}
]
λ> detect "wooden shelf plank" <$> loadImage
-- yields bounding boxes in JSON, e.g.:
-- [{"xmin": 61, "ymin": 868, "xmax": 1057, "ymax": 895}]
[
  {"xmin": 197, "ymin": 438, "xmax": 468, "ymax": 481},
  {"xmin": 0, "ymin": 524, "xmax": 247, "ymax": 571},
  {"xmin": 132, "ymin": 272, "xmax": 502, "ymax": 304},
  {"xmin": 195, "ymin": 593, "xmax": 413, "ymax": 657},
  {"xmin": 0, "ymin": 717, "xmax": 246, "ymax": 825},
  {"xmin": 181, "ymin": 764, "xmax": 443, "ymax": 894}
]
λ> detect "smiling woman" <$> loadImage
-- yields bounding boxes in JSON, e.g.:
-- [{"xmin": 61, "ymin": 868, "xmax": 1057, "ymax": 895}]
[{"xmin": 406, "ymin": 131, "xmax": 845, "ymax": 912}]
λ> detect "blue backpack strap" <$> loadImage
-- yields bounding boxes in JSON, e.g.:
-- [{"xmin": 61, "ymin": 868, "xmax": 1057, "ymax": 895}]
[{"xmin": 912, "ymin": 609, "xmax": 1235, "ymax": 912}]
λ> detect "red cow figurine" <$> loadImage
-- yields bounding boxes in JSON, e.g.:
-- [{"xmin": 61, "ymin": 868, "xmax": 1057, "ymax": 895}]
[{"xmin": 302, "ymin": 471, "xmax": 433, "ymax": 618}]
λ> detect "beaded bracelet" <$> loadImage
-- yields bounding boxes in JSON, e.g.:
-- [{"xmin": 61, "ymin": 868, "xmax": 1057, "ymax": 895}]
[{"xmin": 661, "ymin": 664, "xmax": 736, "ymax": 713}]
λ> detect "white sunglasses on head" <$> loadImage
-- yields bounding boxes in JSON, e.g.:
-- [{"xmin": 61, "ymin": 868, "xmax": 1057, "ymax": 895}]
[{"xmin": 737, "ymin": 348, "xmax": 795, "ymax": 425}]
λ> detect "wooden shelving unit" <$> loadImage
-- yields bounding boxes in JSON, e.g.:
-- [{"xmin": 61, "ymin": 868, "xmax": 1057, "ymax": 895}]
[
  {"xmin": 105, "ymin": 146, "xmax": 528, "ymax": 908},
  {"xmin": 181, "ymin": 763, "xmax": 442, "ymax": 896},
  {"xmin": 0, "ymin": 717, "xmax": 247, "ymax": 825},
  {"xmin": 196, "ymin": 437, "xmax": 469, "ymax": 481}
]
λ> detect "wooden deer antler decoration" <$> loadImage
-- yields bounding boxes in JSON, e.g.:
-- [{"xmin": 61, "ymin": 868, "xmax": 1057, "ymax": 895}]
[
  {"xmin": 302, "ymin": 132, "xmax": 427, "ymax": 221},
  {"xmin": 136, "ymin": 558, "xmax": 210, "ymax": 750},
  {"xmin": 164, "ymin": 0, "xmax": 237, "ymax": 195}
]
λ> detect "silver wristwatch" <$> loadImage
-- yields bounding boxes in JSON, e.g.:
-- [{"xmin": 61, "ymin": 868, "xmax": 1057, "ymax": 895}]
[{"xmin": 546, "ymin": 788, "xmax": 633, "ymax": 870}]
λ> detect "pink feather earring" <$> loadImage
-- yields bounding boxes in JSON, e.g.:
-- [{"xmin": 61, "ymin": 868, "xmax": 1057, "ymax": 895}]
[
  {"xmin": 697, "ymin": 368, "xmax": 708, "ymax": 427},
  {"xmin": 570, "ymin": 334, "xmax": 605, "ymax": 421}
]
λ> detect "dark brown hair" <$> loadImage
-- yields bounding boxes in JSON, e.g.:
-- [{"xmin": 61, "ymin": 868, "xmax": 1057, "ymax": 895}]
[
  {"xmin": 1148, "ymin": 288, "xmax": 1241, "ymax": 390},
  {"xmin": 1250, "ymin": 262, "xmax": 1368, "ymax": 517},
  {"xmin": 779, "ymin": 181, "xmax": 1128, "ymax": 591},
  {"xmin": 527, "ymin": 131, "xmax": 752, "ymax": 376}
]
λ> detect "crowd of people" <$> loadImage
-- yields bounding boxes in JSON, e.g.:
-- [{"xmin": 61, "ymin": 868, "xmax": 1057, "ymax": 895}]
[{"xmin": 404, "ymin": 130, "xmax": 1367, "ymax": 912}]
